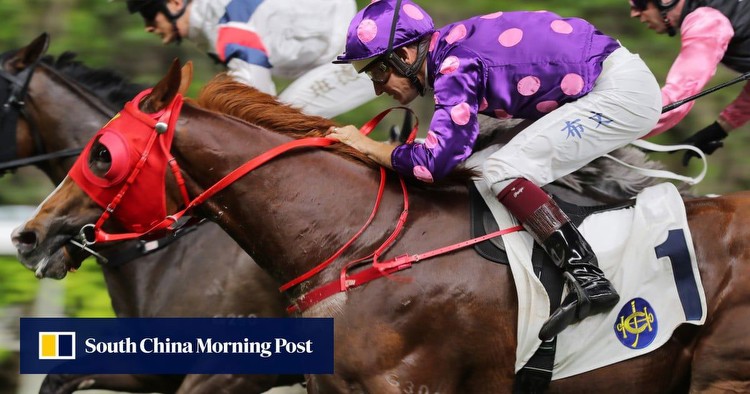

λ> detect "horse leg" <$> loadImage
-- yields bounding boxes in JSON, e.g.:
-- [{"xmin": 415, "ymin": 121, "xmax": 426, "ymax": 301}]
[{"xmin": 39, "ymin": 374, "xmax": 183, "ymax": 394}]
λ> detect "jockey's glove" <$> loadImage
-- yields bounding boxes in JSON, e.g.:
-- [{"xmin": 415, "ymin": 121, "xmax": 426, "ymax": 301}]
[{"xmin": 679, "ymin": 121, "xmax": 728, "ymax": 166}]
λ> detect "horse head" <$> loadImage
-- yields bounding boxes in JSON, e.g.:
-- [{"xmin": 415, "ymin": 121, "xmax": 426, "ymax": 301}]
[
  {"xmin": 11, "ymin": 59, "xmax": 193, "ymax": 279},
  {"xmin": 0, "ymin": 33, "xmax": 50, "ymax": 168},
  {"xmin": 0, "ymin": 33, "xmax": 130, "ymax": 181}
]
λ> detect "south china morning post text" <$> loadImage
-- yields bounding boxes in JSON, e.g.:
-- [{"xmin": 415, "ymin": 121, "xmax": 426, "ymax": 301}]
[
  {"xmin": 83, "ymin": 336, "xmax": 312, "ymax": 358},
  {"xmin": 20, "ymin": 317, "xmax": 334, "ymax": 374}
]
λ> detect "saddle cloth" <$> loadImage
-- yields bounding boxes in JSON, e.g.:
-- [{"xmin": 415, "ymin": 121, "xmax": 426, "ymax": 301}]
[{"xmin": 473, "ymin": 180, "xmax": 707, "ymax": 379}]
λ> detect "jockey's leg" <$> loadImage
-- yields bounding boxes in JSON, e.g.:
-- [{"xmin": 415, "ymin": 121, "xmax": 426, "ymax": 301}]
[{"xmin": 496, "ymin": 177, "xmax": 619, "ymax": 340}]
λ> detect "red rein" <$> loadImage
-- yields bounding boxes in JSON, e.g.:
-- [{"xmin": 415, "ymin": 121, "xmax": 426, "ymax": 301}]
[{"xmin": 74, "ymin": 93, "xmax": 521, "ymax": 314}]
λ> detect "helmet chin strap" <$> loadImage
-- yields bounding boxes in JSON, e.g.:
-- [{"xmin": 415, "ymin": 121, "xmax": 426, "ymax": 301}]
[
  {"xmin": 386, "ymin": 37, "xmax": 431, "ymax": 96},
  {"xmin": 165, "ymin": 0, "xmax": 191, "ymax": 44},
  {"xmin": 661, "ymin": 11, "xmax": 676, "ymax": 37}
]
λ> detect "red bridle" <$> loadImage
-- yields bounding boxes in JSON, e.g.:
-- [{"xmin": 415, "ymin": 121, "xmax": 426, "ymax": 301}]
[{"xmin": 66, "ymin": 89, "xmax": 522, "ymax": 313}]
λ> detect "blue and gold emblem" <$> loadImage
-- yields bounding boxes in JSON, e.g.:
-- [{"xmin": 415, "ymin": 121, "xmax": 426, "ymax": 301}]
[{"xmin": 613, "ymin": 297, "xmax": 658, "ymax": 349}]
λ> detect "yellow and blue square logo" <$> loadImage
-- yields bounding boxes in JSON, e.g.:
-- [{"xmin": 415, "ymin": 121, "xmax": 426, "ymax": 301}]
[{"xmin": 38, "ymin": 332, "xmax": 76, "ymax": 360}]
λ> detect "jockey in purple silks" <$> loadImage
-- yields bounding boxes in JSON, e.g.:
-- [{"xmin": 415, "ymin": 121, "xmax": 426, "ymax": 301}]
[
  {"xmin": 327, "ymin": 0, "xmax": 662, "ymax": 340},
  {"xmin": 124, "ymin": 0, "xmax": 375, "ymax": 118},
  {"xmin": 630, "ymin": 0, "xmax": 750, "ymax": 165}
]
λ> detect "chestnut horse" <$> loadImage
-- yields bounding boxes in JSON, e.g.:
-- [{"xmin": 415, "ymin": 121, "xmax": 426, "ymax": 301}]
[
  {"xmin": 2, "ymin": 34, "xmax": 299, "ymax": 393},
  {"xmin": 12, "ymin": 58, "xmax": 750, "ymax": 393}
]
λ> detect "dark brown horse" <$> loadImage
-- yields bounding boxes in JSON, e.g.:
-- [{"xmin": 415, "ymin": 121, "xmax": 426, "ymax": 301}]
[
  {"xmin": 2, "ymin": 34, "xmax": 299, "ymax": 394},
  {"xmin": 12, "ymin": 58, "xmax": 750, "ymax": 392}
]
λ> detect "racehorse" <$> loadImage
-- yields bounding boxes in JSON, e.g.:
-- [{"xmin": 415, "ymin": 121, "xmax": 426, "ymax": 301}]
[
  {"xmin": 2, "ymin": 34, "xmax": 299, "ymax": 394},
  {"xmin": 12, "ymin": 58, "xmax": 750, "ymax": 393}
]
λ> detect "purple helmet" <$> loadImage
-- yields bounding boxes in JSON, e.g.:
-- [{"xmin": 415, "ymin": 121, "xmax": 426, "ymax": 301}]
[{"xmin": 335, "ymin": 0, "xmax": 434, "ymax": 67}]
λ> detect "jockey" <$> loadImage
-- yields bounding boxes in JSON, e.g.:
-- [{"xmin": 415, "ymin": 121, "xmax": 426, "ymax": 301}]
[
  {"xmin": 124, "ymin": 0, "xmax": 375, "ymax": 118},
  {"xmin": 327, "ymin": 0, "xmax": 662, "ymax": 340},
  {"xmin": 630, "ymin": 0, "xmax": 750, "ymax": 165}
]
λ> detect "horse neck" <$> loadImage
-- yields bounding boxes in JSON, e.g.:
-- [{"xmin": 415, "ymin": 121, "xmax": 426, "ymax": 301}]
[
  {"xmin": 173, "ymin": 105, "xmax": 407, "ymax": 287},
  {"xmin": 25, "ymin": 65, "xmax": 112, "ymax": 182}
]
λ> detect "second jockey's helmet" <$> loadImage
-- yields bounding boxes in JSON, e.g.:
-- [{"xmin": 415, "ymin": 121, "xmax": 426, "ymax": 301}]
[
  {"xmin": 125, "ymin": 0, "xmax": 191, "ymax": 24},
  {"xmin": 629, "ymin": 0, "xmax": 680, "ymax": 12},
  {"xmin": 334, "ymin": 0, "xmax": 434, "ymax": 70},
  {"xmin": 126, "ymin": 0, "xmax": 166, "ymax": 19}
]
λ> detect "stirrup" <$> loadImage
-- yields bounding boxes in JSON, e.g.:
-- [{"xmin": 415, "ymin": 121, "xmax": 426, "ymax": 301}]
[{"xmin": 538, "ymin": 272, "xmax": 591, "ymax": 340}]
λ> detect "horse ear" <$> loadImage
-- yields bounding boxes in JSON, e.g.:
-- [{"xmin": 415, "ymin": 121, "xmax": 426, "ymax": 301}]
[
  {"xmin": 178, "ymin": 61, "xmax": 193, "ymax": 96},
  {"xmin": 7, "ymin": 33, "xmax": 50, "ymax": 71},
  {"xmin": 142, "ymin": 58, "xmax": 183, "ymax": 113}
]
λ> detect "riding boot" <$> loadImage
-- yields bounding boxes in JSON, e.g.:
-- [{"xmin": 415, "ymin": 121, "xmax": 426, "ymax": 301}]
[{"xmin": 496, "ymin": 178, "xmax": 620, "ymax": 340}]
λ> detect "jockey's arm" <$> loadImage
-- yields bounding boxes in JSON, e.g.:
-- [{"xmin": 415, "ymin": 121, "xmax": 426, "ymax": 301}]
[
  {"xmin": 644, "ymin": 7, "xmax": 734, "ymax": 138},
  {"xmin": 718, "ymin": 80, "xmax": 750, "ymax": 131}
]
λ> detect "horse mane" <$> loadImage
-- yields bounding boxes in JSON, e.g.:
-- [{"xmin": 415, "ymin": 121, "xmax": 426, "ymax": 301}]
[
  {"xmin": 195, "ymin": 73, "xmax": 378, "ymax": 168},
  {"xmin": 41, "ymin": 52, "xmax": 145, "ymax": 108}
]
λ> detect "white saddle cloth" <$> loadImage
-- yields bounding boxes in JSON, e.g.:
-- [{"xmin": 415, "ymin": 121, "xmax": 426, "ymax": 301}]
[{"xmin": 474, "ymin": 181, "xmax": 707, "ymax": 379}]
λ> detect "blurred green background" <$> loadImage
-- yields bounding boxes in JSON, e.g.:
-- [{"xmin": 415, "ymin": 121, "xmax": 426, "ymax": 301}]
[{"xmin": 0, "ymin": 0, "xmax": 748, "ymax": 391}]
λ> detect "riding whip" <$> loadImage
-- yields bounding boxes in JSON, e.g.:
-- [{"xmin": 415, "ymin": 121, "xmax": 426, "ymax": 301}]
[{"xmin": 662, "ymin": 70, "xmax": 750, "ymax": 113}]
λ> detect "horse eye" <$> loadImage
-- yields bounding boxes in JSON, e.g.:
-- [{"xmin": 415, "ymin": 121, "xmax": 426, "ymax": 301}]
[{"xmin": 87, "ymin": 142, "xmax": 113, "ymax": 178}]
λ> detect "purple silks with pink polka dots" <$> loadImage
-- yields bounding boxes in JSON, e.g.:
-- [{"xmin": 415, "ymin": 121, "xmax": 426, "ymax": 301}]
[{"xmin": 391, "ymin": 10, "xmax": 619, "ymax": 182}]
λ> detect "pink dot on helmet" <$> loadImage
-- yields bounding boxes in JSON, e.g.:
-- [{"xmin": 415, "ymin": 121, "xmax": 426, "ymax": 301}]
[
  {"xmin": 439, "ymin": 56, "xmax": 460, "ymax": 74},
  {"xmin": 551, "ymin": 20, "xmax": 574, "ymax": 34},
  {"xmin": 429, "ymin": 31, "xmax": 439, "ymax": 51},
  {"xmin": 479, "ymin": 97, "xmax": 488, "ymax": 111},
  {"xmin": 561, "ymin": 73, "xmax": 584, "ymax": 95},
  {"xmin": 450, "ymin": 102, "xmax": 471, "ymax": 125},
  {"xmin": 481, "ymin": 11, "xmax": 503, "ymax": 19},
  {"xmin": 413, "ymin": 166, "xmax": 434, "ymax": 183},
  {"xmin": 403, "ymin": 4, "xmax": 424, "ymax": 20},
  {"xmin": 494, "ymin": 109, "xmax": 512, "ymax": 119},
  {"xmin": 517, "ymin": 76, "xmax": 541, "ymax": 96},
  {"xmin": 536, "ymin": 100, "xmax": 559, "ymax": 113},
  {"xmin": 357, "ymin": 19, "xmax": 378, "ymax": 43},
  {"xmin": 445, "ymin": 24, "xmax": 467, "ymax": 44},
  {"xmin": 425, "ymin": 131, "xmax": 439, "ymax": 149}
]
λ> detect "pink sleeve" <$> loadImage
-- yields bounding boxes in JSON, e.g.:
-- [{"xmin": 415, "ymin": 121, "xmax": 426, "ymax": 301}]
[
  {"xmin": 719, "ymin": 81, "xmax": 750, "ymax": 129},
  {"xmin": 643, "ymin": 7, "xmax": 734, "ymax": 138}
]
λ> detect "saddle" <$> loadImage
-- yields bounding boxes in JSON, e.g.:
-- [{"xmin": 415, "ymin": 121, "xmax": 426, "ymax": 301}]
[{"xmin": 468, "ymin": 182, "xmax": 634, "ymax": 392}]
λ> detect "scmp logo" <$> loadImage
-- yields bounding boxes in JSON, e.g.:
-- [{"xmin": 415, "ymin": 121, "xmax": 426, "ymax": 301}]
[{"xmin": 39, "ymin": 332, "xmax": 76, "ymax": 360}]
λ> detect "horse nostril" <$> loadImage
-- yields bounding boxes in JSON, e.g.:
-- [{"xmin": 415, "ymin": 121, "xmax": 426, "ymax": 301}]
[{"xmin": 11, "ymin": 228, "xmax": 38, "ymax": 254}]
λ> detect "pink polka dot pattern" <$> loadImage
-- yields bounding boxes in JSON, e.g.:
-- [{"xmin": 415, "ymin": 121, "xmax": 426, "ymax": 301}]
[
  {"xmin": 561, "ymin": 73, "xmax": 584, "ymax": 95},
  {"xmin": 429, "ymin": 31, "xmax": 440, "ymax": 51},
  {"xmin": 450, "ymin": 103, "xmax": 471, "ymax": 125},
  {"xmin": 357, "ymin": 19, "xmax": 378, "ymax": 43},
  {"xmin": 424, "ymin": 131, "xmax": 439, "ymax": 149},
  {"xmin": 536, "ymin": 100, "xmax": 559, "ymax": 113},
  {"xmin": 413, "ymin": 166, "xmax": 434, "ymax": 183},
  {"xmin": 498, "ymin": 28, "xmax": 523, "ymax": 47},
  {"xmin": 494, "ymin": 109, "xmax": 513, "ymax": 119},
  {"xmin": 478, "ymin": 97, "xmax": 489, "ymax": 111},
  {"xmin": 445, "ymin": 24, "xmax": 467, "ymax": 44},
  {"xmin": 439, "ymin": 56, "xmax": 460, "ymax": 74},
  {"xmin": 517, "ymin": 76, "xmax": 541, "ymax": 96},
  {"xmin": 403, "ymin": 4, "xmax": 425, "ymax": 20},
  {"xmin": 551, "ymin": 20, "xmax": 573, "ymax": 34},
  {"xmin": 481, "ymin": 11, "xmax": 504, "ymax": 19}
]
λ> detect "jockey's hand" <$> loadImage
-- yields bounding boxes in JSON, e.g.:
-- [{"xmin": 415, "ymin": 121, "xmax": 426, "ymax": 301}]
[
  {"xmin": 326, "ymin": 125, "xmax": 396, "ymax": 169},
  {"xmin": 679, "ymin": 121, "xmax": 728, "ymax": 166},
  {"xmin": 326, "ymin": 125, "xmax": 367, "ymax": 150}
]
